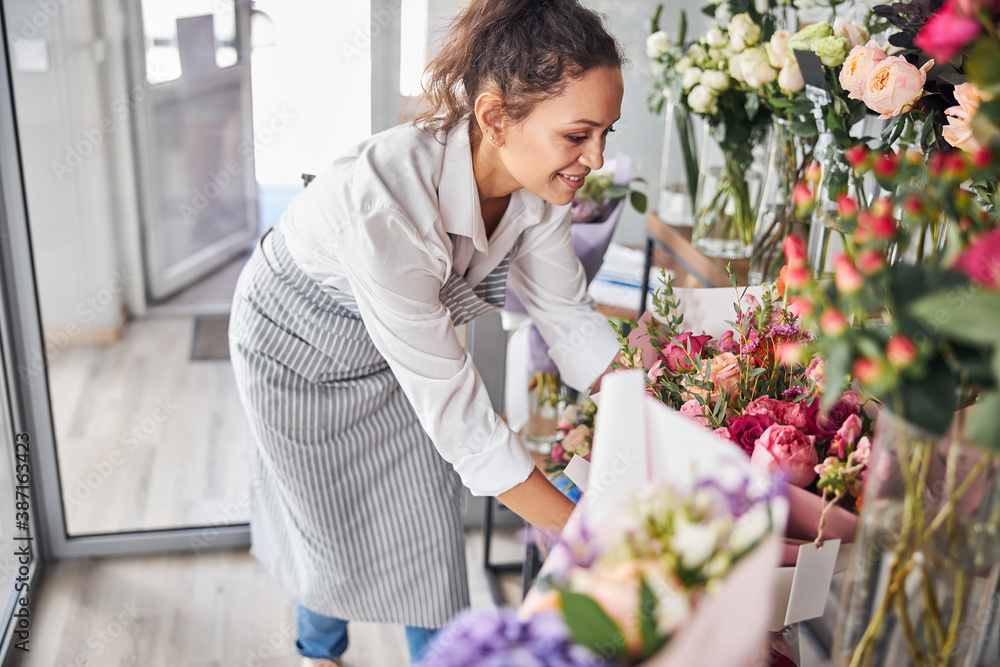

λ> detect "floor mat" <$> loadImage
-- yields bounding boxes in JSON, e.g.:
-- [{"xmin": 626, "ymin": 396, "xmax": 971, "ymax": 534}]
[{"xmin": 190, "ymin": 314, "xmax": 231, "ymax": 361}]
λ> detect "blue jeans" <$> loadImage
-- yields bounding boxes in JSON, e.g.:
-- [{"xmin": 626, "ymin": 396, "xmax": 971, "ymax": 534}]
[{"xmin": 295, "ymin": 603, "xmax": 438, "ymax": 663}]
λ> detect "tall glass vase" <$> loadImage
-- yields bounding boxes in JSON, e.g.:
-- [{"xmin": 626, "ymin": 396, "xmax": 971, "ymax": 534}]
[
  {"xmin": 656, "ymin": 96, "xmax": 701, "ymax": 227},
  {"xmin": 832, "ymin": 411, "xmax": 1000, "ymax": 667},
  {"xmin": 692, "ymin": 125, "xmax": 766, "ymax": 259},
  {"xmin": 750, "ymin": 118, "xmax": 811, "ymax": 285}
]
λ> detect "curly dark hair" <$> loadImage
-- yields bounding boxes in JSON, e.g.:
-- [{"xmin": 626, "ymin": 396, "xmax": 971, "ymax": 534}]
[{"xmin": 414, "ymin": 0, "xmax": 625, "ymax": 137}]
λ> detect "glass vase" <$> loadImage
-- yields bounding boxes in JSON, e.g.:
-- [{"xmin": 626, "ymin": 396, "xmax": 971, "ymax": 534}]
[
  {"xmin": 832, "ymin": 412, "xmax": 1000, "ymax": 667},
  {"xmin": 692, "ymin": 126, "xmax": 766, "ymax": 259},
  {"xmin": 750, "ymin": 118, "xmax": 811, "ymax": 284},
  {"xmin": 524, "ymin": 371, "xmax": 562, "ymax": 454},
  {"xmin": 656, "ymin": 96, "xmax": 701, "ymax": 227}
]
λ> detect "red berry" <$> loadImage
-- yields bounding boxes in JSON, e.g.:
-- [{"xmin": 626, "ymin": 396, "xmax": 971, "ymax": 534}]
[
  {"xmin": 873, "ymin": 152, "xmax": 901, "ymax": 179},
  {"xmin": 856, "ymin": 249, "xmax": 886, "ymax": 275},
  {"xmin": 837, "ymin": 193, "xmax": 859, "ymax": 219},
  {"xmin": 973, "ymin": 147, "xmax": 993, "ymax": 170},
  {"xmin": 834, "ymin": 253, "xmax": 863, "ymax": 293},
  {"xmin": 845, "ymin": 145, "xmax": 869, "ymax": 170},
  {"xmin": 819, "ymin": 308, "xmax": 849, "ymax": 336},
  {"xmin": 783, "ymin": 235, "xmax": 808, "ymax": 267},
  {"xmin": 853, "ymin": 357, "xmax": 885, "ymax": 386},
  {"xmin": 886, "ymin": 334, "xmax": 918, "ymax": 368}
]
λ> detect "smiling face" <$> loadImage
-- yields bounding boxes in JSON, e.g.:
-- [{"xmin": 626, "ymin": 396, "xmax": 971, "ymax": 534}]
[{"xmin": 494, "ymin": 66, "xmax": 624, "ymax": 206}]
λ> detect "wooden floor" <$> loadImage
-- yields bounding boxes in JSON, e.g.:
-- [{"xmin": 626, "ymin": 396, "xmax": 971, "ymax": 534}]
[
  {"xmin": 48, "ymin": 316, "xmax": 251, "ymax": 536},
  {"xmin": 12, "ymin": 528, "xmax": 525, "ymax": 667}
]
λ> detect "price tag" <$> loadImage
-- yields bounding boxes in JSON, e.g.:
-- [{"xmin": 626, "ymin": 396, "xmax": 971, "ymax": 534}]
[
  {"xmin": 563, "ymin": 455, "xmax": 591, "ymax": 493},
  {"xmin": 784, "ymin": 539, "xmax": 841, "ymax": 626}
]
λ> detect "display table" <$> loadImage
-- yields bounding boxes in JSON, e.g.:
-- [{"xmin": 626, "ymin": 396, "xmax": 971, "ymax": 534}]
[{"xmin": 642, "ymin": 211, "xmax": 750, "ymax": 294}]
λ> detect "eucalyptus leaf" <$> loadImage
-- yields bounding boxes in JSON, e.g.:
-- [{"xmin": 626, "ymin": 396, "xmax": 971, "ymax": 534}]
[
  {"xmin": 631, "ymin": 190, "xmax": 649, "ymax": 214},
  {"xmin": 560, "ymin": 591, "xmax": 627, "ymax": 661},
  {"xmin": 677, "ymin": 9, "xmax": 687, "ymax": 46},
  {"xmin": 649, "ymin": 3, "xmax": 664, "ymax": 34}
]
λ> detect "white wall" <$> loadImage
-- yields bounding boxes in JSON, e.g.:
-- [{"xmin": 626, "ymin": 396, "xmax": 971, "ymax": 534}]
[{"xmin": 587, "ymin": 0, "xmax": 710, "ymax": 246}]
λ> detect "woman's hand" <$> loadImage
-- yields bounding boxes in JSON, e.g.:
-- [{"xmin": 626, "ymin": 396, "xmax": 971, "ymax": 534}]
[{"xmin": 496, "ymin": 467, "xmax": 575, "ymax": 535}]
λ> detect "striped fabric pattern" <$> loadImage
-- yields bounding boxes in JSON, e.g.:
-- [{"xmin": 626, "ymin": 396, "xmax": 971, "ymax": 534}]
[{"xmin": 228, "ymin": 227, "xmax": 517, "ymax": 628}]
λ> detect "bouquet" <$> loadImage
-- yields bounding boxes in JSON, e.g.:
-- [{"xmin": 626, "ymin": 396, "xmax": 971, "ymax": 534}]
[
  {"xmin": 419, "ymin": 372, "xmax": 788, "ymax": 666},
  {"xmin": 571, "ymin": 172, "xmax": 647, "ymax": 223},
  {"xmin": 616, "ymin": 272, "xmax": 874, "ymax": 520}
]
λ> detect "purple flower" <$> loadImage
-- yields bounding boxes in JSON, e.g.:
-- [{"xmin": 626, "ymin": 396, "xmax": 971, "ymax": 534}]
[{"xmin": 416, "ymin": 609, "xmax": 612, "ymax": 667}]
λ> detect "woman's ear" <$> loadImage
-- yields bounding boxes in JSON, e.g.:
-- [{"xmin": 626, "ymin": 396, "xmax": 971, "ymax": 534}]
[{"xmin": 473, "ymin": 91, "xmax": 506, "ymax": 146}]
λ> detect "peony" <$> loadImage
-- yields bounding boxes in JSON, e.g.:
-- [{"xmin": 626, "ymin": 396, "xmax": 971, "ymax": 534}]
[
  {"xmin": 862, "ymin": 56, "xmax": 934, "ymax": 119},
  {"xmin": 836, "ymin": 22, "xmax": 870, "ymax": 50},
  {"xmin": 701, "ymin": 69, "xmax": 730, "ymax": 91},
  {"xmin": 738, "ymin": 47, "xmax": 777, "ymax": 87},
  {"xmin": 725, "ymin": 413, "xmax": 773, "ymax": 456},
  {"xmin": 646, "ymin": 31, "xmax": 672, "ymax": 59},
  {"xmin": 682, "ymin": 66, "xmax": 703, "ymax": 91},
  {"xmin": 943, "ymin": 82, "xmax": 987, "ymax": 153},
  {"xmin": 729, "ymin": 13, "xmax": 762, "ymax": 51},
  {"xmin": 914, "ymin": 2, "xmax": 982, "ymax": 63},
  {"xmin": 745, "ymin": 397, "xmax": 808, "ymax": 430},
  {"xmin": 660, "ymin": 332, "xmax": 713, "ymax": 373},
  {"xmin": 952, "ymin": 227, "xmax": 1000, "ymax": 289},
  {"xmin": 838, "ymin": 40, "xmax": 887, "ymax": 100},
  {"xmin": 562, "ymin": 424, "xmax": 593, "ymax": 457},
  {"xmin": 778, "ymin": 58, "xmax": 805, "ymax": 93},
  {"xmin": 750, "ymin": 425, "xmax": 819, "ymax": 487},
  {"xmin": 769, "ymin": 30, "xmax": 792, "ymax": 68}
]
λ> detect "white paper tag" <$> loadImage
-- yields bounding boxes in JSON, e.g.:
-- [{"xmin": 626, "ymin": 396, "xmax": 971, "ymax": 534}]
[
  {"xmin": 784, "ymin": 539, "xmax": 841, "ymax": 626},
  {"xmin": 563, "ymin": 455, "xmax": 591, "ymax": 493}
]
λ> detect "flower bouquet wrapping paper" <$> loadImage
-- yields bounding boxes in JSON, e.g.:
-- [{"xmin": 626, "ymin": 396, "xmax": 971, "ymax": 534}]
[{"xmin": 524, "ymin": 370, "xmax": 788, "ymax": 665}]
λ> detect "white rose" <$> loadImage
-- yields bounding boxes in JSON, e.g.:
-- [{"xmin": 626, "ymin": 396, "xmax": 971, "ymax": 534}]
[
  {"xmin": 672, "ymin": 520, "xmax": 720, "ymax": 568},
  {"xmin": 778, "ymin": 57, "xmax": 805, "ymax": 92},
  {"xmin": 728, "ymin": 52, "xmax": 745, "ymax": 82},
  {"xmin": 687, "ymin": 44, "xmax": 707, "ymax": 63},
  {"xmin": 739, "ymin": 46, "xmax": 777, "ymax": 87},
  {"xmin": 682, "ymin": 66, "xmax": 703, "ymax": 91},
  {"xmin": 646, "ymin": 31, "xmax": 672, "ymax": 59},
  {"xmin": 701, "ymin": 69, "xmax": 730, "ymax": 91},
  {"xmin": 687, "ymin": 84, "xmax": 718, "ymax": 114},
  {"xmin": 835, "ymin": 22, "xmax": 870, "ymax": 51},
  {"xmin": 729, "ymin": 13, "xmax": 761, "ymax": 52},
  {"xmin": 715, "ymin": 2, "xmax": 733, "ymax": 24},
  {"xmin": 769, "ymin": 30, "xmax": 792, "ymax": 68},
  {"xmin": 706, "ymin": 25, "xmax": 728, "ymax": 49},
  {"xmin": 674, "ymin": 56, "xmax": 694, "ymax": 73}
]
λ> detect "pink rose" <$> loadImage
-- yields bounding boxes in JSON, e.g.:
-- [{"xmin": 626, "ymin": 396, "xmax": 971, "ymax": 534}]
[
  {"xmin": 914, "ymin": 3, "xmax": 982, "ymax": 64},
  {"xmin": 562, "ymin": 424, "xmax": 593, "ymax": 457},
  {"xmin": 550, "ymin": 442, "xmax": 569, "ymax": 464},
  {"xmin": 943, "ymin": 82, "xmax": 986, "ymax": 153},
  {"xmin": 745, "ymin": 397, "xmax": 808, "ymax": 430},
  {"xmin": 750, "ymin": 425, "xmax": 819, "ymax": 488},
  {"xmin": 832, "ymin": 413, "xmax": 863, "ymax": 458},
  {"xmin": 660, "ymin": 332, "xmax": 712, "ymax": 373},
  {"xmin": 708, "ymin": 352, "xmax": 741, "ymax": 397},
  {"xmin": 953, "ymin": 227, "xmax": 1000, "ymax": 289},
  {"xmin": 714, "ymin": 426, "xmax": 732, "ymax": 440},
  {"xmin": 680, "ymin": 398, "xmax": 708, "ymax": 422},
  {"xmin": 647, "ymin": 359, "xmax": 665, "ymax": 384},
  {"xmin": 861, "ymin": 56, "xmax": 934, "ymax": 120},
  {"xmin": 839, "ymin": 40, "xmax": 887, "ymax": 100},
  {"xmin": 726, "ymin": 413, "xmax": 773, "ymax": 456}
]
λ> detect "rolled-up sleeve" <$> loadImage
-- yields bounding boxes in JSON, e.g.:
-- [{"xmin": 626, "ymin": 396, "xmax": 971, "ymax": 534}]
[
  {"xmin": 508, "ymin": 209, "xmax": 620, "ymax": 392},
  {"xmin": 336, "ymin": 211, "xmax": 535, "ymax": 497}
]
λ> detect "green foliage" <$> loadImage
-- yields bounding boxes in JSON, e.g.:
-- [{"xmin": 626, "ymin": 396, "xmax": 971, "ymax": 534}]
[{"xmin": 560, "ymin": 590, "xmax": 627, "ymax": 662}]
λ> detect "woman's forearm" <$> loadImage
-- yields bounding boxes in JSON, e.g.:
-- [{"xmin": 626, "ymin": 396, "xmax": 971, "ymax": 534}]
[{"xmin": 496, "ymin": 467, "xmax": 576, "ymax": 535}]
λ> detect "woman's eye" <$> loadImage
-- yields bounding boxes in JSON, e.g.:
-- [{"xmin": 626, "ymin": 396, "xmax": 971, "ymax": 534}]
[
  {"xmin": 603, "ymin": 126, "xmax": 616, "ymax": 137},
  {"xmin": 568, "ymin": 135, "xmax": 587, "ymax": 143}
]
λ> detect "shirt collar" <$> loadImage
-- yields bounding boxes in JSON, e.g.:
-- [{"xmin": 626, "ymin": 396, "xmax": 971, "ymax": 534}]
[
  {"xmin": 437, "ymin": 119, "xmax": 548, "ymax": 252},
  {"xmin": 438, "ymin": 119, "xmax": 489, "ymax": 253}
]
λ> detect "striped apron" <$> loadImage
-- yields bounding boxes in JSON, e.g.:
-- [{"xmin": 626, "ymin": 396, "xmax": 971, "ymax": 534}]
[{"xmin": 228, "ymin": 226, "xmax": 517, "ymax": 628}]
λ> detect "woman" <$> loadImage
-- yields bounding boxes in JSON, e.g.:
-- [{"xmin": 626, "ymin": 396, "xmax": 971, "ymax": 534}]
[{"xmin": 229, "ymin": 0, "xmax": 624, "ymax": 663}]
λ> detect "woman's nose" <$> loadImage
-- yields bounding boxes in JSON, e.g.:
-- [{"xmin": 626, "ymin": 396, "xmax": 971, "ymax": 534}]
[{"xmin": 579, "ymin": 142, "xmax": 604, "ymax": 171}]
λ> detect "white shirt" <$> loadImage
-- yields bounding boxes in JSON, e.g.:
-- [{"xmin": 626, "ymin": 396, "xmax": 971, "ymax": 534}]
[{"xmin": 280, "ymin": 120, "xmax": 620, "ymax": 497}]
